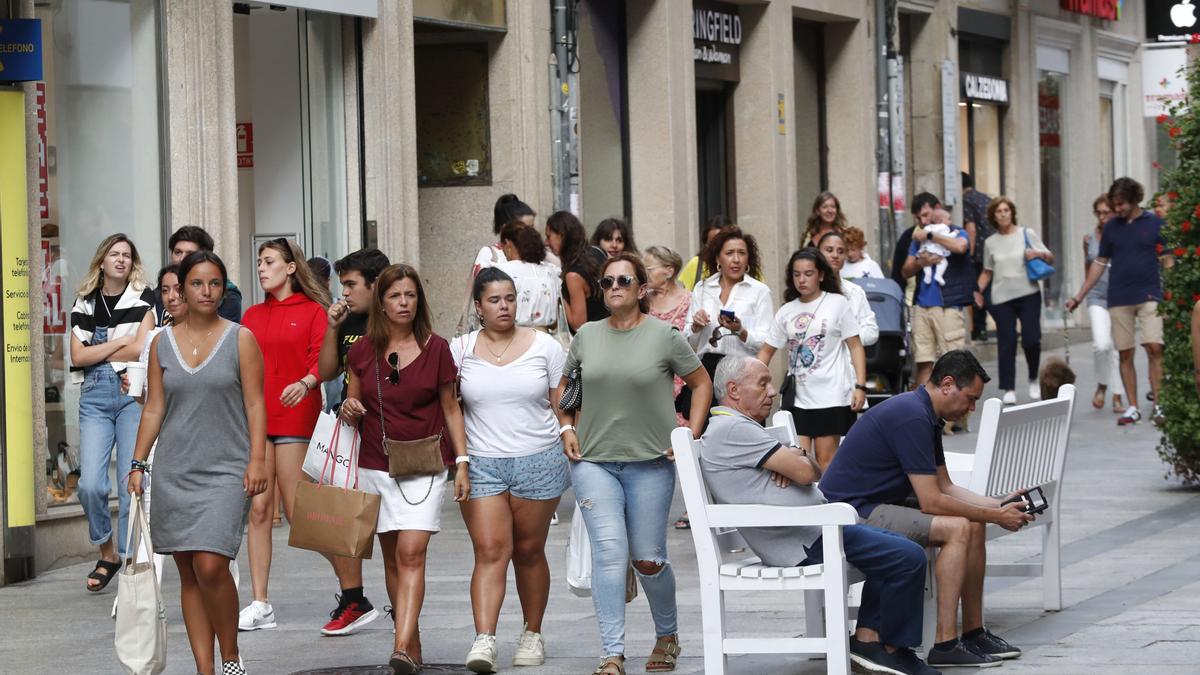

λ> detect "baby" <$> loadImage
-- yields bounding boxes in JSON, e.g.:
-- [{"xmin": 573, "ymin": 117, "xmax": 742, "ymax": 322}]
[{"xmin": 918, "ymin": 209, "xmax": 953, "ymax": 286}]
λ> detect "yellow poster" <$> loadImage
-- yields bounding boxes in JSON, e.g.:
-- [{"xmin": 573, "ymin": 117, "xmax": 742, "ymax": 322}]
[{"xmin": 0, "ymin": 90, "xmax": 33, "ymax": 528}]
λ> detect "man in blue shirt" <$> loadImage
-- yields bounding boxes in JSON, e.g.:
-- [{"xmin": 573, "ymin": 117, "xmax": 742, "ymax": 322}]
[
  {"xmin": 820, "ymin": 350, "xmax": 1033, "ymax": 669},
  {"xmin": 901, "ymin": 200, "xmax": 973, "ymax": 388},
  {"xmin": 1066, "ymin": 177, "xmax": 1173, "ymax": 426}
]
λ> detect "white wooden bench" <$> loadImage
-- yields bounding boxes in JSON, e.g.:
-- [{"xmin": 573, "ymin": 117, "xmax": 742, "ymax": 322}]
[
  {"xmin": 942, "ymin": 383, "xmax": 1076, "ymax": 612},
  {"xmin": 672, "ymin": 416, "xmax": 859, "ymax": 675}
]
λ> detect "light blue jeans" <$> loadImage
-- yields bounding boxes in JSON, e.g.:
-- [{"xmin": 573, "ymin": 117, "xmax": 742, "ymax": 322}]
[
  {"xmin": 78, "ymin": 335, "xmax": 141, "ymax": 558},
  {"xmin": 571, "ymin": 456, "xmax": 678, "ymax": 657}
]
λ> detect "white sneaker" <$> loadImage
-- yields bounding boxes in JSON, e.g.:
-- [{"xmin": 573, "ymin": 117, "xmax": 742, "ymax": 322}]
[
  {"xmin": 1028, "ymin": 382, "xmax": 1041, "ymax": 400},
  {"xmin": 466, "ymin": 633, "xmax": 498, "ymax": 673},
  {"xmin": 238, "ymin": 601, "xmax": 276, "ymax": 631},
  {"xmin": 512, "ymin": 625, "xmax": 545, "ymax": 666},
  {"xmin": 1002, "ymin": 390, "xmax": 1017, "ymax": 405}
]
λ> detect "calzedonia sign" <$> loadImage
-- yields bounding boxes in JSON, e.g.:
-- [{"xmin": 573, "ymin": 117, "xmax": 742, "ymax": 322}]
[
  {"xmin": 1060, "ymin": 0, "xmax": 1122, "ymax": 21},
  {"xmin": 693, "ymin": 1, "xmax": 741, "ymax": 82},
  {"xmin": 962, "ymin": 73, "xmax": 1009, "ymax": 104}
]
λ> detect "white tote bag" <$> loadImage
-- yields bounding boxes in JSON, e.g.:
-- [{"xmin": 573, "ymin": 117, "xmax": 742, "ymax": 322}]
[
  {"xmin": 566, "ymin": 503, "xmax": 593, "ymax": 597},
  {"xmin": 302, "ymin": 411, "xmax": 360, "ymax": 485},
  {"xmin": 114, "ymin": 496, "xmax": 166, "ymax": 675}
]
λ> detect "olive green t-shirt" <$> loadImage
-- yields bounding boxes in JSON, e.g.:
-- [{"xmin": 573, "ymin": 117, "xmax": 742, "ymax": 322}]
[{"xmin": 565, "ymin": 317, "xmax": 702, "ymax": 462}]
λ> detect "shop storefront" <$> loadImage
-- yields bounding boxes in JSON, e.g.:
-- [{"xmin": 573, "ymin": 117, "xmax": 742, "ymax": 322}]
[
  {"xmin": 957, "ymin": 9, "xmax": 1010, "ymax": 198},
  {"xmin": 693, "ymin": 0, "xmax": 740, "ymax": 228}
]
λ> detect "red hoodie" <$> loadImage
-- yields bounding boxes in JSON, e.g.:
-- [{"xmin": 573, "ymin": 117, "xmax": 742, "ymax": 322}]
[{"xmin": 243, "ymin": 292, "xmax": 326, "ymax": 437}]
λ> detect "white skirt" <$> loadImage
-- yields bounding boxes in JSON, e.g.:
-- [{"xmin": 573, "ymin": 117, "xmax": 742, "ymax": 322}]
[{"xmin": 357, "ymin": 468, "xmax": 447, "ymax": 534}]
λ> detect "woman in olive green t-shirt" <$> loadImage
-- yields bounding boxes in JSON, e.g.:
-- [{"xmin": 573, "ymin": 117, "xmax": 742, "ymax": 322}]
[{"xmin": 558, "ymin": 252, "xmax": 711, "ymax": 675}]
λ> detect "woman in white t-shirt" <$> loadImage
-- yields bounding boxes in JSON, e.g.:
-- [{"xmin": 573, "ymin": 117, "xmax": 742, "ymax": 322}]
[
  {"xmin": 497, "ymin": 223, "xmax": 561, "ymax": 329},
  {"xmin": 451, "ymin": 266, "xmax": 571, "ymax": 672},
  {"xmin": 758, "ymin": 248, "xmax": 867, "ymax": 471}
]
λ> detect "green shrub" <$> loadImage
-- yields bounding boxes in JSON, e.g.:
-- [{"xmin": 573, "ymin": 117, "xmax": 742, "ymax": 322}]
[{"xmin": 1155, "ymin": 59, "xmax": 1200, "ymax": 484}]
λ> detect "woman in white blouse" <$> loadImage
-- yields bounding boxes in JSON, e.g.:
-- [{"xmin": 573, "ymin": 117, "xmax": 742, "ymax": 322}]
[
  {"xmin": 816, "ymin": 232, "xmax": 879, "ymax": 347},
  {"xmin": 685, "ymin": 226, "xmax": 774, "ymax": 376},
  {"xmin": 497, "ymin": 223, "xmax": 561, "ymax": 330}
]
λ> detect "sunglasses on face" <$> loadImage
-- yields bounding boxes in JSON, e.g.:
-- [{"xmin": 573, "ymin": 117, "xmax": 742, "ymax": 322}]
[
  {"xmin": 599, "ymin": 275, "xmax": 635, "ymax": 291},
  {"xmin": 387, "ymin": 351, "xmax": 401, "ymax": 385}
]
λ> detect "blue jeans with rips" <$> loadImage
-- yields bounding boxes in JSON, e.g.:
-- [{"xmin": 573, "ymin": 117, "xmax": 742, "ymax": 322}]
[{"xmin": 571, "ymin": 456, "xmax": 678, "ymax": 657}]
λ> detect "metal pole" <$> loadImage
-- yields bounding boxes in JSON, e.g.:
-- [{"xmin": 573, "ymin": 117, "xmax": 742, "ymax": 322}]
[
  {"xmin": 874, "ymin": 0, "xmax": 894, "ymax": 271},
  {"xmin": 551, "ymin": 0, "xmax": 572, "ymax": 212}
]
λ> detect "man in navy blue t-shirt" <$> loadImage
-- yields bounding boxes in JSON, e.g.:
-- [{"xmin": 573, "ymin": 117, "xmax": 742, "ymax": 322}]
[
  {"xmin": 820, "ymin": 350, "xmax": 1034, "ymax": 669},
  {"xmin": 1066, "ymin": 177, "xmax": 1173, "ymax": 426}
]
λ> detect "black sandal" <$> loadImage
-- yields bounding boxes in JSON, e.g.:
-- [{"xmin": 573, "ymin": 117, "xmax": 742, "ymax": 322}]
[
  {"xmin": 86, "ymin": 559, "xmax": 121, "ymax": 593},
  {"xmin": 388, "ymin": 650, "xmax": 420, "ymax": 674}
]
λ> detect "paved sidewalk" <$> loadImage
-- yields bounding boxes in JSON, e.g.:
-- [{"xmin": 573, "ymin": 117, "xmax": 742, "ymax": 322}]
[{"xmin": 2, "ymin": 341, "xmax": 1199, "ymax": 674}]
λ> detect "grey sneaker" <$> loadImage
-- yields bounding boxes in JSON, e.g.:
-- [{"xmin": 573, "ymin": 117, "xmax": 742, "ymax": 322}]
[
  {"xmin": 1152, "ymin": 405, "xmax": 1165, "ymax": 427},
  {"xmin": 512, "ymin": 624, "xmax": 545, "ymax": 666},
  {"xmin": 926, "ymin": 639, "xmax": 1001, "ymax": 668},
  {"xmin": 237, "ymin": 601, "xmax": 276, "ymax": 631},
  {"xmin": 849, "ymin": 637, "xmax": 929, "ymax": 675},
  {"xmin": 965, "ymin": 628, "xmax": 1021, "ymax": 659}
]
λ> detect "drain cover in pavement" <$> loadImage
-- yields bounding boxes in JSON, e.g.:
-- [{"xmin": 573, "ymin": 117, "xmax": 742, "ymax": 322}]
[{"xmin": 293, "ymin": 665, "xmax": 472, "ymax": 675}]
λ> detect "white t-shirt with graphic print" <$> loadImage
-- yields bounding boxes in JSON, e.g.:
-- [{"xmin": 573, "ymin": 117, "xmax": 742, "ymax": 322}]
[{"xmin": 765, "ymin": 292, "xmax": 860, "ymax": 410}]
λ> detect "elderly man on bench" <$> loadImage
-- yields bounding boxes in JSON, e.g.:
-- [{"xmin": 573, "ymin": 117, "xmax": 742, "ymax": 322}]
[
  {"xmin": 819, "ymin": 350, "xmax": 1033, "ymax": 669},
  {"xmin": 699, "ymin": 356, "xmax": 938, "ymax": 675}
]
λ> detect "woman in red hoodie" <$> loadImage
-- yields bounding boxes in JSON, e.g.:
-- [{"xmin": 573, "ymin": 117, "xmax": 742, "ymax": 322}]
[{"xmin": 239, "ymin": 238, "xmax": 332, "ymax": 631}]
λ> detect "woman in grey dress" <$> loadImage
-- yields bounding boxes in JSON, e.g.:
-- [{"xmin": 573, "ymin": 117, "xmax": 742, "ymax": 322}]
[{"xmin": 129, "ymin": 251, "xmax": 269, "ymax": 675}]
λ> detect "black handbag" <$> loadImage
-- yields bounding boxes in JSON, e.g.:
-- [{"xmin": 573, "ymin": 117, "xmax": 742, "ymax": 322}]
[{"xmin": 559, "ymin": 368, "xmax": 582, "ymax": 412}]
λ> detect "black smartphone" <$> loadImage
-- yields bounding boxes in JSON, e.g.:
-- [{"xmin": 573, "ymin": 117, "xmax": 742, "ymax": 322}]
[
  {"xmin": 1001, "ymin": 486, "xmax": 1048, "ymax": 515},
  {"xmin": 719, "ymin": 309, "xmax": 737, "ymax": 322}
]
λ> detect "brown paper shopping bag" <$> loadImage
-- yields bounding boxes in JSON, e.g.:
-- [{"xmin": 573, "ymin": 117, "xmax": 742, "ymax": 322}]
[{"xmin": 288, "ymin": 423, "xmax": 380, "ymax": 559}]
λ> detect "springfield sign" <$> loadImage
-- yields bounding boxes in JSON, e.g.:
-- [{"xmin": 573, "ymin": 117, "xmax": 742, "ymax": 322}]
[{"xmin": 694, "ymin": 1, "xmax": 740, "ymax": 82}]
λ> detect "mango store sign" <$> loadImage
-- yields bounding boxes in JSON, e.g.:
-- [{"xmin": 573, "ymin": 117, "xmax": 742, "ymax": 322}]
[{"xmin": 0, "ymin": 19, "xmax": 42, "ymax": 83}]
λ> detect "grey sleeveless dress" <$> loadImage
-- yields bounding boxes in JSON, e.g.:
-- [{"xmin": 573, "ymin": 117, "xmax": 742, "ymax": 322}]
[{"xmin": 149, "ymin": 323, "xmax": 252, "ymax": 558}]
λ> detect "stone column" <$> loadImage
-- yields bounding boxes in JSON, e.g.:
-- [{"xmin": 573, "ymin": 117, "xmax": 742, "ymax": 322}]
[
  {"xmin": 360, "ymin": 2, "xmax": 420, "ymax": 263},
  {"xmin": 625, "ymin": 0, "xmax": 699, "ymax": 254},
  {"xmin": 162, "ymin": 0, "xmax": 240, "ymax": 281}
]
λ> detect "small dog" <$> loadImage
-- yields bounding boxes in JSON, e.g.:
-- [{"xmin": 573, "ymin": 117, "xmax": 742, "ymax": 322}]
[{"xmin": 1038, "ymin": 358, "xmax": 1076, "ymax": 401}]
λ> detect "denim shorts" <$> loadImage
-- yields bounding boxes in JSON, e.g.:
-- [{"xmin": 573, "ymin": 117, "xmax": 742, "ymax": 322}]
[{"xmin": 469, "ymin": 443, "xmax": 570, "ymax": 500}]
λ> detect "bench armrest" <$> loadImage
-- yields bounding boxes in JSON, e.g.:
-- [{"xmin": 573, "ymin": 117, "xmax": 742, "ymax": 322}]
[{"xmin": 704, "ymin": 502, "xmax": 858, "ymax": 529}]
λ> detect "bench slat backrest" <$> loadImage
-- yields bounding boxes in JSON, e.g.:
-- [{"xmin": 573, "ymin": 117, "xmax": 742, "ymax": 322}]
[{"xmin": 970, "ymin": 384, "xmax": 1076, "ymax": 497}]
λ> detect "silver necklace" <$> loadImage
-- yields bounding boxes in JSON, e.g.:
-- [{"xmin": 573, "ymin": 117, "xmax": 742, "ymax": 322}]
[
  {"xmin": 483, "ymin": 330, "xmax": 516, "ymax": 362},
  {"xmin": 184, "ymin": 323, "xmax": 214, "ymax": 357}
]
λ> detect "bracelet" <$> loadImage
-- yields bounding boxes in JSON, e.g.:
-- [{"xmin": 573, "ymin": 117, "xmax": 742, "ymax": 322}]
[
  {"xmin": 454, "ymin": 455, "xmax": 470, "ymax": 465},
  {"xmin": 301, "ymin": 379, "xmax": 318, "ymax": 391},
  {"xmin": 130, "ymin": 459, "xmax": 150, "ymax": 473},
  {"xmin": 560, "ymin": 424, "xmax": 576, "ymax": 435},
  {"xmin": 854, "ymin": 384, "xmax": 868, "ymax": 391}
]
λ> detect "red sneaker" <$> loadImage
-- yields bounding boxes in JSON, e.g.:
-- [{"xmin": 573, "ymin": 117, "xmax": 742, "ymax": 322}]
[{"xmin": 321, "ymin": 594, "xmax": 378, "ymax": 636}]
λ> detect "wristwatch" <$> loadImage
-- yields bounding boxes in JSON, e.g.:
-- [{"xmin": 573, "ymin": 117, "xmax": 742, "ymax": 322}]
[{"xmin": 854, "ymin": 384, "xmax": 868, "ymax": 391}]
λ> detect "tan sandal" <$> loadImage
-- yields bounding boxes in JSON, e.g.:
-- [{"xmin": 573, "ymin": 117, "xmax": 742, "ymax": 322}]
[
  {"xmin": 592, "ymin": 655, "xmax": 625, "ymax": 675},
  {"xmin": 645, "ymin": 635, "xmax": 680, "ymax": 672}
]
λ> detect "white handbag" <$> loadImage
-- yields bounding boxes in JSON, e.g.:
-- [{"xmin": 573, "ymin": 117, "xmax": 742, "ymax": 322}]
[
  {"xmin": 566, "ymin": 503, "xmax": 593, "ymax": 597},
  {"xmin": 114, "ymin": 496, "xmax": 167, "ymax": 675}
]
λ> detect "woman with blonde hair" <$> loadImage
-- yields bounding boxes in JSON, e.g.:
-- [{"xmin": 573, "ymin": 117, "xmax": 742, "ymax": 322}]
[
  {"xmin": 240, "ymin": 238, "xmax": 362, "ymax": 634},
  {"xmin": 70, "ymin": 233, "xmax": 156, "ymax": 592},
  {"xmin": 803, "ymin": 191, "xmax": 848, "ymax": 247}
]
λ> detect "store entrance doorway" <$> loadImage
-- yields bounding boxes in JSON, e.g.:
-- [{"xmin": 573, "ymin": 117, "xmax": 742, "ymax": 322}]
[
  {"xmin": 232, "ymin": 3, "xmax": 349, "ymax": 304},
  {"xmin": 696, "ymin": 81, "xmax": 735, "ymax": 228}
]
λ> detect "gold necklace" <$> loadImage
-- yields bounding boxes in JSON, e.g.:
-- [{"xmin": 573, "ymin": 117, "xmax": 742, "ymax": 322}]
[
  {"xmin": 184, "ymin": 323, "xmax": 214, "ymax": 357},
  {"xmin": 483, "ymin": 330, "xmax": 516, "ymax": 362}
]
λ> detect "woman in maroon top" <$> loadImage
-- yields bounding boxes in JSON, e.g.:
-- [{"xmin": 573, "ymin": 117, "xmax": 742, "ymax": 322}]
[{"xmin": 340, "ymin": 264, "xmax": 470, "ymax": 673}]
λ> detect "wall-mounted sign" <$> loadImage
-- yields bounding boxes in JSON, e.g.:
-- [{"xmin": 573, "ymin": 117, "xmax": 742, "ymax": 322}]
[
  {"xmin": 0, "ymin": 19, "xmax": 43, "ymax": 83},
  {"xmin": 693, "ymin": 1, "xmax": 740, "ymax": 82},
  {"xmin": 1060, "ymin": 0, "xmax": 1122, "ymax": 21},
  {"xmin": 1142, "ymin": 46, "xmax": 1188, "ymax": 116},
  {"xmin": 236, "ymin": 122, "xmax": 253, "ymax": 169},
  {"xmin": 1146, "ymin": 0, "xmax": 1200, "ymax": 43},
  {"xmin": 962, "ymin": 73, "xmax": 1010, "ymax": 104}
]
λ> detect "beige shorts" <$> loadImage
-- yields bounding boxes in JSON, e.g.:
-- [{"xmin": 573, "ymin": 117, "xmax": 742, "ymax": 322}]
[
  {"xmin": 912, "ymin": 306, "xmax": 967, "ymax": 364},
  {"xmin": 865, "ymin": 504, "xmax": 935, "ymax": 547},
  {"xmin": 1109, "ymin": 301, "xmax": 1163, "ymax": 351}
]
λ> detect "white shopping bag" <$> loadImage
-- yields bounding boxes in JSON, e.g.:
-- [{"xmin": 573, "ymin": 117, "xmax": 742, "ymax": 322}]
[
  {"xmin": 566, "ymin": 503, "xmax": 593, "ymax": 597},
  {"xmin": 114, "ymin": 496, "xmax": 166, "ymax": 675},
  {"xmin": 302, "ymin": 411, "xmax": 360, "ymax": 485}
]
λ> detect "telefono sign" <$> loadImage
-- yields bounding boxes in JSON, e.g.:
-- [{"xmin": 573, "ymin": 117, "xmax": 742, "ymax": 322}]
[{"xmin": 1146, "ymin": 0, "xmax": 1200, "ymax": 42}]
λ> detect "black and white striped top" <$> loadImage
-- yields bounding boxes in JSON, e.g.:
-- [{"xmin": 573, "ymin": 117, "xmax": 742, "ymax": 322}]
[{"xmin": 69, "ymin": 284, "xmax": 155, "ymax": 383}]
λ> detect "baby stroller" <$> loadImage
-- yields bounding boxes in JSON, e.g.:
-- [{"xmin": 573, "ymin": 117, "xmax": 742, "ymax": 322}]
[{"xmin": 850, "ymin": 277, "xmax": 910, "ymax": 405}]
